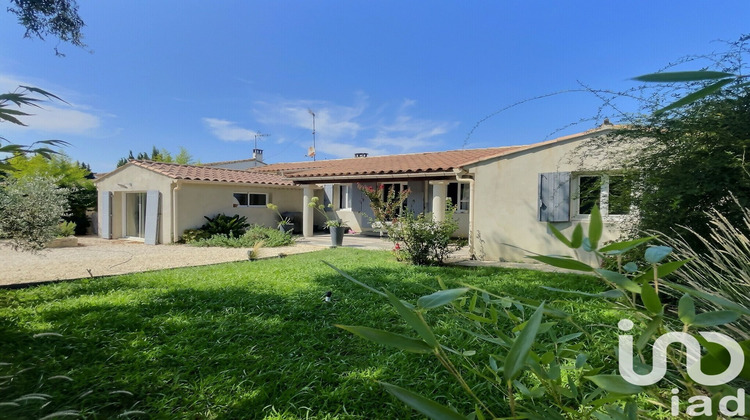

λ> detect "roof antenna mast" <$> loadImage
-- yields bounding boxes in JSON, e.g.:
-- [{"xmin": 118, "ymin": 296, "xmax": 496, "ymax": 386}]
[
  {"xmin": 308, "ymin": 109, "xmax": 316, "ymax": 161},
  {"xmin": 253, "ymin": 132, "xmax": 270, "ymax": 151}
]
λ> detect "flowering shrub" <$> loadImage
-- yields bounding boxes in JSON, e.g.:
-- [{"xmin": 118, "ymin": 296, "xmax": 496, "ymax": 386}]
[
  {"xmin": 358, "ymin": 183, "xmax": 458, "ymax": 265},
  {"xmin": 389, "ymin": 205, "xmax": 459, "ymax": 265},
  {"xmin": 358, "ymin": 183, "xmax": 410, "ymax": 222}
]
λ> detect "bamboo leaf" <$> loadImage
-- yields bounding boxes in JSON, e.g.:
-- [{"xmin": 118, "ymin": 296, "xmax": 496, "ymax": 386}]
[
  {"xmin": 644, "ymin": 246, "xmax": 672, "ymax": 264},
  {"xmin": 586, "ymin": 374, "xmax": 643, "ymax": 395},
  {"xmin": 633, "ymin": 71, "xmax": 735, "ymax": 82},
  {"xmin": 598, "ymin": 236, "xmax": 655, "ymax": 255},
  {"xmin": 335, "ymin": 325, "xmax": 434, "ymax": 353},
  {"xmin": 417, "ymin": 288, "xmax": 469, "ymax": 310},
  {"xmin": 640, "ymin": 283, "xmax": 662, "ymax": 314},
  {"xmin": 588, "ymin": 205, "xmax": 602, "ymax": 249},
  {"xmin": 384, "ymin": 289, "xmax": 438, "ymax": 347},
  {"xmin": 691, "ymin": 311, "xmax": 740, "ymax": 328},
  {"xmin": 379, "ymin": 382, "xmax": 468, "ymax": 420},
  {"xmin": 547, "ymin": 223, "xmax": 572, "ymax": 248},
  {"xmin": 595, "ymin": 269, "xmax": 642, "ymax": 293},
  {"xmin": 655, "ymin": 78, "xmax": 734, "ymax": 115},
  {"xmin": 570, "ymin": 224, "xmax": 583, "ymax": 249},
  {"xmin": 678, "ymin": 294, "xmax": 696, "ymax": 326},
  {"xmin": 636, "ymin": 317, "xmax": 662, "ymax": 351},
  {"xmin": 527, "ymin": 255, "xmax": 593, "ymax": 272},
  {"xmin": 504, "ymin": 303, "xmax": 545, "ymax": 382}
]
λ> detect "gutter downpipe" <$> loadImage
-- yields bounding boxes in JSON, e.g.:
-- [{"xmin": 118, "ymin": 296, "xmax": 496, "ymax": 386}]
[
  {"xmin": 454, "ymin": 168, "xmax": 475, "ymax": 259},
  {"xmin": 171, "ymin": 180, "xmax": 182, "ymax": 243}
]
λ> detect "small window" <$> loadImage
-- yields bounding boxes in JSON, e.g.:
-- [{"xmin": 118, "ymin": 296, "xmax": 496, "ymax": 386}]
[
  {"xmin": 233, "ymin": 193, "xmax": 249, "ymax": 207},
  {"xmin": 233, "ymin": 192, "xmax": 267, "ymax": 207},
  {"xmin": 339, "ymin": 185, "xmax": 351, "ymax": 209},
  {"xmin": 447, "ymin": 182, "xmax": 470, "ymax": 212},
  {"xmin": 248, "ymin": 193, "xmax": 267, "ymax": 206},
  {"xmin": 577, "ymin": 176, "xmax": 601, "ymax": 215},
  {"xmin": 574, "ymin": 174, "xmax": 632, "ymax": 217}
]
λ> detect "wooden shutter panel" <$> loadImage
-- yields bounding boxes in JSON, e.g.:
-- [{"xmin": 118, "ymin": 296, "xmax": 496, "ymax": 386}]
[
  {"xmin": 323, "ymin": 184, "xmax": 334, "ymax": 207},
  {"xmin": 538, "ymin": 172, "xmax": 570, "ymax": 222},
  {"xmin": 98, "ymin": 191, "xmax": 112, "ymax": 239},
  {"xmin": 144, "ymin": 190, "xmax": 160, "ymax": 245}
]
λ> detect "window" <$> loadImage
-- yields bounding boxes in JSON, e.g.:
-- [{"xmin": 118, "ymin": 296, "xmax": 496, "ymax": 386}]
[
  {"xmin": 382, "ymin": 183, "xmax": 407, "ymax": 216},
  {"xmin": 447, "ymin": 182, "xmax": 470, "ymax": 212},
  {"xmin": 574, "ymin": 174, "xmax": 632, "ymax": 217},
  {"xmin": 233, "ymin": 192, "xmax": 267, "ymax": 207},
  {"xmin": 338, "ymin": 184, "xmax": 351, "ymax": 209},
  {"xmin": 233, "ymin": 193, "xmax": 248, "ymax": 207}
]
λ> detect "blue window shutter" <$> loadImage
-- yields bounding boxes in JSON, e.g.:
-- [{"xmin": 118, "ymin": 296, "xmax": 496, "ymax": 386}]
[
  {"xmin": 323, "ymin": 184, "xmax": 333, "ymax": 207},
  {"xmin": 538, "ymin": 172, "xmax": 570, "ymax": 222},
  {"xmin": 144, "ymin": 190, "xmax": 160, "ymax": 245},
  {"xmin": 99, "ymin": 191, "xmax": 112, "ymax": 239}
]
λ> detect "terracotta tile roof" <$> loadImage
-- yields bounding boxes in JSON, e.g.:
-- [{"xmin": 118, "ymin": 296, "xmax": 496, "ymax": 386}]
[
  {"xmin": 202, "ymin": 157, "xmax": 266, "ymax": 166},
  {"xmin": 130, "ymin": 160, "xmax": 295, "ymax": 186},
  {"xmin": 255, "ymin": 147, "xmax": 523, "ymax": 178}
]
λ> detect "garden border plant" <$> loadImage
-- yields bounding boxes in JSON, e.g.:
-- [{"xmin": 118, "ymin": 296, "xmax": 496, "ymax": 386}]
[{"xmin": 328, "ymin": 204, "xmax": 750, "ymax": 419}]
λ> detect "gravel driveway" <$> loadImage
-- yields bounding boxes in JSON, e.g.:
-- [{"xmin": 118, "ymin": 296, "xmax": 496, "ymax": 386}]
[{"xmin": 0, "ymin": 236, "xmax": 325, "ymax": 287}]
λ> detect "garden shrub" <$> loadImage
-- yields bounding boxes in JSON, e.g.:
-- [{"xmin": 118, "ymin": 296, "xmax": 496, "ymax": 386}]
[
  {"xmin": 189, "ymin": 225, "xmax": 294, "ymax": 248},
  {"xmin": 389, "ymin": 206, "xmax": 460, "ymax": 265},
  {"xmin": 0, "ymin": 175, "xmax": 69, "ymax": 251},
  {"xmin": 358, "ymin": 183, "xmax": 459, "ymax": 265},
  {"xmin": 200, "ymin": 213, "xmax": 250, "ymax": 237},
  {"xmin": 55, "ymin": 221, "xmax": 77, "ymax": 237}
]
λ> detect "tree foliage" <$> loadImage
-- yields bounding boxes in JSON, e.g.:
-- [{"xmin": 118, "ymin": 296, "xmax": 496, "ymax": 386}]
[
  {"xmin": 1, "ymin": 86, "xmax": 70, "ymax": 171},
  {"xmin": 116, "ymin": 146, "xmax": 197, "ymax": 167},
  {"xmin": 610, "ymin": 87, "xmax": 750, "ymax": 249},
  {"xmin": 0, "ymin": 175, "xmax": 70, "ymax": 251},
  {"xmin": 5, "ymin": 153, "xmax": 96, "ymax": 235},
  {"xmin": 7, "ymin": 0, "xmax": 86, "ymax": 55}
]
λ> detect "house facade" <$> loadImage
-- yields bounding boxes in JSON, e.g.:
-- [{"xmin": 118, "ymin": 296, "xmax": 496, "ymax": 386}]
[{"xmin": 95, "ymin": 126, "xmax": 629, "ymax": 261}]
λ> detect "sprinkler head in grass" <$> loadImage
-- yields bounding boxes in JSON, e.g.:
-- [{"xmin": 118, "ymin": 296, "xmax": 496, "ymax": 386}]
[{"xmin": 323, "ymin": 291, "xmax": 332, "ymax": 303}]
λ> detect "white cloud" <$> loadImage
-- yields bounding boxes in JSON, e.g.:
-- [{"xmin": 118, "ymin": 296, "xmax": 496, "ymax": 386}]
[
  {"xmin": 202, "ymin": 118, "xmax": 257, "ymax": 141},
  {"xmin": 249, "ymin": 93, "xmax": 457, "ymax": 159}
]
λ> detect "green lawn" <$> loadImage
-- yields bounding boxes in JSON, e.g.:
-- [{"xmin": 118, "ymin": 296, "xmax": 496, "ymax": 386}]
[{"xmin": 0, "ymin": 248, "xmax": 616, "ymax": 419}]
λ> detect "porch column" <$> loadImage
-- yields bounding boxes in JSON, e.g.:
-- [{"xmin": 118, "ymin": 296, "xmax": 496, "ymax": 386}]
[
  {"xmin": 430, "ymin": 181, "xmax": 449, "ymax": 223},
  {"xmin": 302, "ymin": 185, "xmax": 314, "ymax": 237}
]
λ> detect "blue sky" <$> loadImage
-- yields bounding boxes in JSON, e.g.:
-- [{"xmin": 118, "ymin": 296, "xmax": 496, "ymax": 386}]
[{"xmin": 1, "ymin": 1, "xmax": 748, "ymax": 172}]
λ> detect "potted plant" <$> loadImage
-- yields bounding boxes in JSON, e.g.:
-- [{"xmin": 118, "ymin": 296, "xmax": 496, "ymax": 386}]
[
  {"xmin": 308, "ymin": 196, "xmax": 348, "ymax": 247},
  {"xmin": 267, "ymin": 203, "xmax": 294, "ymax": 233}
]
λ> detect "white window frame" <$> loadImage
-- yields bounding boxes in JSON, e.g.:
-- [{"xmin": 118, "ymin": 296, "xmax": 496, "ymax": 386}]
[
  {"xmin": 458, "ymin": 183, "xmax": 470, "ymax": 212},
  {"xmin": 232, "ymin": 192, "xmax": 268, "ymax": 208},
  {"xmin": 338, "ymin": 184, "xmax": 352, "ymax": 210},
  {"xmin": 573, "ymin": 173, "xmax": 631, "ymax": 219},
  {"xmin": 447, "ymin": 182, "xmax": 470, "ymax": 213}
]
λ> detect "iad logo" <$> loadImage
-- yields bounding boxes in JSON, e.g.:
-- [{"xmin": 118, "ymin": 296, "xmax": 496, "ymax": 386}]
[{"xmin": 617, "ymin": 319, "xmax": 746, "ymax": 417}]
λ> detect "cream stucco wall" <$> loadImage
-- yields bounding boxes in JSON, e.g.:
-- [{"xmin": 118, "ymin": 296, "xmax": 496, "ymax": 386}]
[
  {"xmin": 95, "ymin": 165, "xmax": 174, "ymax": 243},
  {"xmin": 96, "ymin": 164, "xmax": 306, "ymax": 243},
  {"xmin": 469, "ymin": 130, "xmax": 628, "ymax": 263},
  {"xmin": 175, "ymin": 183, "xmax": 303, "ymax": 238}
]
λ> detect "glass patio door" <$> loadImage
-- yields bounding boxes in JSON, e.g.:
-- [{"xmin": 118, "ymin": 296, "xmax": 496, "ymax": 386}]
[{"xmin": 125, "ymin": 192, "xmax": 147, "ymax": 238}]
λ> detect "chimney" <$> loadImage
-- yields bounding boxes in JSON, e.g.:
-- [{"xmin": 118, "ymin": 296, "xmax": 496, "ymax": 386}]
[
  {"xmin": 253, "ymin": 148, "xmax": 264, "ymax": 162},
  {"xmin": 354, "ymin": 152, "xmax": 368, "ymax": 158}
]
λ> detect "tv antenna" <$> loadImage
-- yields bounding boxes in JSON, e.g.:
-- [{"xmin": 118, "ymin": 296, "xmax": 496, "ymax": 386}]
[
  {"xmin": 253, "ymin": 132, "xmax": 270, "ymax": 150},
  {"xmin": 308, "ymin": 109, "xmax": 316, "ymax": 161}
]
